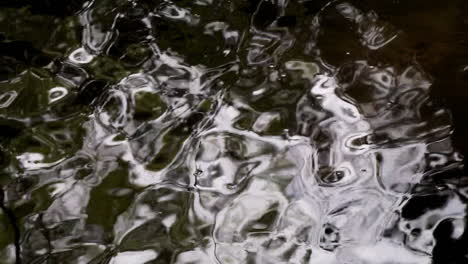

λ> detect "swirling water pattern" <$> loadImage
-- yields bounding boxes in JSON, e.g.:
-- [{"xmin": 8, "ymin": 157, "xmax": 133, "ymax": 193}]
[{"xmin": 0, "ymin": 0, "xmax": 467, "ymax": 263}]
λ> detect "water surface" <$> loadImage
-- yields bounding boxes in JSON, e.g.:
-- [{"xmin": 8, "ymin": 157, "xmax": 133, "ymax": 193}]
[{"xmin": 1, "ymin": 0, "xmax": 468, "ymax": 263}]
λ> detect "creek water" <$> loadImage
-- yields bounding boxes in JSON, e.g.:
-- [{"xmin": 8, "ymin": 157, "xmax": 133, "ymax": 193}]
[{"xmin": 1, "ymin": 0, "xmax": 468, "ymax": 263}]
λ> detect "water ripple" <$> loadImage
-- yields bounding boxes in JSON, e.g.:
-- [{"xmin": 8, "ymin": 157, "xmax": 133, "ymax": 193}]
[{"xmin": 0, "ymin": 0, "xmax": 467, "ymax": 263}]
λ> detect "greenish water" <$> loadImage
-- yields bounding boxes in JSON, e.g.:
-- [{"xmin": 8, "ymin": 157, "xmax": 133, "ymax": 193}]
[{"xmin": 1, "ymin": 0, "xmax": 468, "ymax": 263}]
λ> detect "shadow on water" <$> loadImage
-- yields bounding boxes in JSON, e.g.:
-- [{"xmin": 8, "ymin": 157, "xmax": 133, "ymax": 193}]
[{"xmin": 1, "ymin": 0, "xmax": 468, "ymax": 263}]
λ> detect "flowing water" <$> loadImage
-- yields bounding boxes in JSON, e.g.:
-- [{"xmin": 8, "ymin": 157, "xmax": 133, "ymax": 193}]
[{"xmin": 1, "ymin": 0, "xmax": 468, "ymax": 263}]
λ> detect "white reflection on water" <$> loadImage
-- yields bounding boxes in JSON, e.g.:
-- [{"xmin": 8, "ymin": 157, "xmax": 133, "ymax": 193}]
[{"xmin": 5, "ymin": 1, "xmax": 466, "ymax": 263}]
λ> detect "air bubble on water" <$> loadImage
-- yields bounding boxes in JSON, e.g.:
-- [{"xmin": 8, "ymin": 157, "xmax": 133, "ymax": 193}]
[
  {"xmin": 0, "ymin": 91, "xmax": 17, "ymax": 108},
  {"xmin": 48, "ymin": 87, "xmax": 69, "ymax": 103},
  {"xmin": 69, "ymin": 47, "xmax": 94, "ymax": 64}
]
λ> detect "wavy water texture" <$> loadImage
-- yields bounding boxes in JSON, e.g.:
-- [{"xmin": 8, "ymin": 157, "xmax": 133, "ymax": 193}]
[{"xmin": 0, "ymin": 0, "xmax": 467, "ymax": 263}]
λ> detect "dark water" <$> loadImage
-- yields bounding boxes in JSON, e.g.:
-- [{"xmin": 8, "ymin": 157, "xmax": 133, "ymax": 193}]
[{"xmin": 1, "ymin": 0, "xmax": 468, "ymax": 263}]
